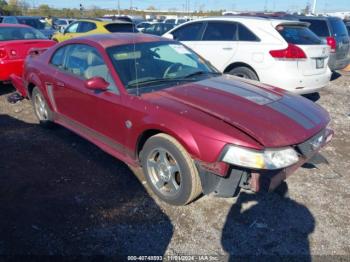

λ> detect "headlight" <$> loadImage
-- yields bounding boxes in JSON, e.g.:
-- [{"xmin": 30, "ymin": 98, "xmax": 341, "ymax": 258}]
[{"xmin": 222, "ymin": 145, "xmax": 299, "ymax": 170}]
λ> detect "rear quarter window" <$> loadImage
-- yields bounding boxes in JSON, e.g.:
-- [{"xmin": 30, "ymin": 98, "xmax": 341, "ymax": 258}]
[
  {"xmin": 299, "ymin": 19, "xmax": 329, "ymax": 37},
  {"xmin": 238, "ymin": 24, "xmax": 259, "ymax": 41},
  {"xmin": 105, "ymin": 23, "xmax": 136, "ymax": 32},
  {"xmin": 277, "ymin": 25, "xmax": 322, "ymax": 45}
]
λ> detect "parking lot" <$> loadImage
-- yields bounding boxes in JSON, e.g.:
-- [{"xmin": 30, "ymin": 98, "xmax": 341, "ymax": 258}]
[{"xmin": 0, "ymin": 71, "xmax": 349, "ymax": 258}]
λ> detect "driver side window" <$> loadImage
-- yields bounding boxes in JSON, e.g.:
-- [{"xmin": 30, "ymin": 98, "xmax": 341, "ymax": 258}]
[
  {"xmin": 63, "ymin": 44, "xmax": 119, "ymax": 93},
  {"xmin": 66, "ymin": 22, "xmax": 79, "ymax": 33},
  {"xmin": 77, "ymin": 22, "xmax": 97, "ymax": 33}
]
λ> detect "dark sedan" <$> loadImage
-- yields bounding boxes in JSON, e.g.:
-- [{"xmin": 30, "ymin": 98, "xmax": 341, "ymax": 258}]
[{"xmin": 1, "ymin": 16, "xmax": 55, "ymax": 38}]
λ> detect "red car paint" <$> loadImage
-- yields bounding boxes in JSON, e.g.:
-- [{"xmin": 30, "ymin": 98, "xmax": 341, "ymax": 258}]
[
  {"xmin": 0, "ymin": 24, "xmax": 55, "ymax": 81},
  {"xmin": 17, "ymin": 34, "xmax": 332, "ymax": 192}
]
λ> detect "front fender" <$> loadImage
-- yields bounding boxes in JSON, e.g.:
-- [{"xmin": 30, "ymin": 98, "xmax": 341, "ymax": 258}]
[{"xmin": 133, "ymin": 120, "xmax": 202, "ymax": 160}]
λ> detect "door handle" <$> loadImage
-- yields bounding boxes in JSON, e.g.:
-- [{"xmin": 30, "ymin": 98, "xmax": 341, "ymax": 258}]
[
  {"xmin": 223, "ymin": 47, "xmax": 233, "ymax": 50},
  {"xmin": 56, "ymin": 81, "xmax": 65, "ymax": 87}
]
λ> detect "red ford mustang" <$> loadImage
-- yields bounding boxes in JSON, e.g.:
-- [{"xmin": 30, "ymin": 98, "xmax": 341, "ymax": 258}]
[
  {"xmin": 0, "ymin": 24, "xmax": 55, "ymax": 82},
  {"xmin": 14, "ymin": 34, "xmax": 333, "ymax": 205}
]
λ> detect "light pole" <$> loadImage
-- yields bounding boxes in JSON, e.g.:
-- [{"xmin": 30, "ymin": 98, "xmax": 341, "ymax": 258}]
[
  {"xmin": 117, "ymin": 0, "xmax": 120, "ymax": 15},
  {"xmin": 312, "ymin": 0, "xmax": 317, "ymax": 14}
]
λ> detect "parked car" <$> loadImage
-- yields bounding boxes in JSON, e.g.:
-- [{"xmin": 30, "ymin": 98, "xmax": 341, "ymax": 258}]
[
  {"xmin": 143, "ymin": 23, "xmax": 174, "ymax": 36},
  {"xmin": 295, "ymin": 16, "xmax": 350, "ymax": 70},
  {"xmin": 163, "ymin": 17, "xmax": 331, "ymax": 94},
  {"xmin": 164, "ymin": 18, "xmax": 187, "ymax": 26},
  {"xmin": 0, "ymin": 24, "xmax": 55, "ymax": 82},
  {"xmin": 345, "ymin": 20, "xmax": 350, "ymax": 35},
  {"xmin": 52, "ymin": 19, "xmax": 137, "ymax": 42},
  {"xmin": 53, "ymin": 18, "xmax": 76, "ymax": 31},
  {"xmin": 136, "ymin": 21, "xmax": 154, "ymax": 32},
  {"xmin": 1, "ymin": 16, "xmax": 55, "ymax": 39},
  {"xmin": 13, "ymin": 33, "xmax": 333, "ymax": 205}
]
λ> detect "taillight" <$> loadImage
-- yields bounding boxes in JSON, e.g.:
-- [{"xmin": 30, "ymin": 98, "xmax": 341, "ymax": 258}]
[
  {"xmin": 326, "ymin": 37, "xmax": 336, "ymax": 53},
  {"xmin": 0, "ymin": 48, "xmax": 7, "ymax": 59},
  {"xmin": 269, "ymin": 44, "xmax": 307, "ymax": 59}
]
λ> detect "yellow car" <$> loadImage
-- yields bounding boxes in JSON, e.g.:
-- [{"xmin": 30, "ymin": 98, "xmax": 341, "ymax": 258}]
[{"xmin": 52, "ymin": 19, "xmax": 136, "ymax": 42}]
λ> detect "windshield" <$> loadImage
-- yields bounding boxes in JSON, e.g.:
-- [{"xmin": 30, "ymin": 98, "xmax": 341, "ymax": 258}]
[
  {"xmin": 18, "ymin": 18, "xmax": 46, "ymax": 30},
  {"xmin": 299, "ymin": 19, "xmax": 330, "ymax": 37},
  {"xmin": 104, "ymin": 23, "xmax": 136, "ymax": 33},
  {"xmin": 56, "ymin": 20, "xmax": 67, "ymax": 25},
  {"xmin": 0, "ymin": 27, "xmax": 46, "ymax": 41},
  {"xmin": 277, "ymin": 25, "xmax": 322, "ymax": 45},
  {"xmin": 107, "ymin": 41, "xmax": 218, "ymax": 94}
]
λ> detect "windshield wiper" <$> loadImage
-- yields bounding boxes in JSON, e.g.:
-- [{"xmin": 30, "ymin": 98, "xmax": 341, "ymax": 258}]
[
  {"xmin": 182, "ymin": 71, "xmax": 221, "ymax": 79},
  {"xmin": 126, "ymin": 78, "xmax": 190, "ymax": 89}
]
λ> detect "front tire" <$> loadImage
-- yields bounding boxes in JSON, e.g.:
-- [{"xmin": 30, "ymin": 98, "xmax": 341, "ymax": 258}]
[
  {"xmin": 32, "ymin": 87, "xmax": 54, "ymax": 128},
  {"xmin": 228, "ymin": 66, "xmax": 259, "ymax": 80},
  {"xmin": 140, "ymin": 133, "xmax": 202, "ymax": 206}
]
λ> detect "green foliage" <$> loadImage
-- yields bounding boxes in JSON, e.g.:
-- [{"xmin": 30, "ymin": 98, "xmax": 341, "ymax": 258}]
[{"xmin": 1, "ymin": 0, "xmax": 221, "ymax": 18}]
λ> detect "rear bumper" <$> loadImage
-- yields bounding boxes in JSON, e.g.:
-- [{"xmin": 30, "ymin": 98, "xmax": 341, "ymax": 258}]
[
  {"xmin": 10, "ymin": 74, "xmax": 27, "ymax": 97},
  {"xmin": 259, "ymin": 67, "xmax": 332, "ymax": 95},
  {"xmin": 328, "ymin": 53, "xmax": 350, "ymax": 71},
  {"xmin": 0, "ymin": 59, "xmax": 24, "ymax": 81}
]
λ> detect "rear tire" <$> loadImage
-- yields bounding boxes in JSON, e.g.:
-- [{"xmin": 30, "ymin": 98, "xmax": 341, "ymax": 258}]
[
  {"xmin": 31, "ymin": 87, "xmax": 54, "ymax": 128},
  {"xmin": 228, "ymin": 66, "xmax": 259, "ymax": 80},
  {"xmin": 140, "ymin": 133, "xmax": 202, "ymax": 206}
]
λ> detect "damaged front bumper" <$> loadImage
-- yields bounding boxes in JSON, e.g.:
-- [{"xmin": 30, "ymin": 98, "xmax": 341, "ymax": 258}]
[{"xmin": 196, "ymin": 128, "xmax": 334, "ymax": 198}]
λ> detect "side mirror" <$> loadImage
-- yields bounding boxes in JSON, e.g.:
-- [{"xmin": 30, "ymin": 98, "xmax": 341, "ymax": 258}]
[{"xmin": 85, "ymin": 77, "xmax": 109, "ymax": 91}]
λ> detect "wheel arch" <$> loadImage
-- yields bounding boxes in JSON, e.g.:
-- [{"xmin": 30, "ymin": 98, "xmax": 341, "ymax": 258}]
[
  {"xmin": 224, "ymin": 62, "xmax": 260, "ymax": 80},
  {"xmin": 135, "ymin": 126, "xmax": 201, "ymax": 162},
  {"xmin": 26, "ymin": 73, "xmax": 43, "ymax": 99},
  {"xmin": 27, "ymin": 82, "xmax": 36, "ymax": 99}
]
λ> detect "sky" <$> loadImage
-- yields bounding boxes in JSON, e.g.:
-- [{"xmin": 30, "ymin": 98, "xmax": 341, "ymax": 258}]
[{"xmin": 28, "ymin": 0, "xmax": 350, "ymax": 12}]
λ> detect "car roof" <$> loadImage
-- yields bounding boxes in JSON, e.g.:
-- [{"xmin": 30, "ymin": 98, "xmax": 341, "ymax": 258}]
[
  {"xmin": 293, "ymin": 15, "xmax": 342, "ymax": 21},
  {"xmin": 5, "ymin": 16, "xmax": 41, "ymax": 19},
  {"xmin": 72, "ymin": 33, "xmax": 167, "ymax": 48},
  {"xmin": 184, "ymin": 16, "xmax": 308, "ymax": 27},
  {"xmin": 201, "ymin": 16, "xmax": 276, "ymax": 22},
  {"xmin": 0, "ymin": 23, "xmax": 30, "ymax": 28},
  {"xmin": 77, "ymin": 18, "xmax": 132, "ymax": 25}
]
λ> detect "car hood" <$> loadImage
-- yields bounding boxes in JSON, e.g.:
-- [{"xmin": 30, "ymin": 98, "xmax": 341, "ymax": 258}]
[{"xmin": 144, "ymin": 75, "xmax": 330, "ymax": 148}]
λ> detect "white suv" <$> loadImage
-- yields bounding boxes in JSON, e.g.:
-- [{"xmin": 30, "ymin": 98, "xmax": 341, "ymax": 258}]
[{"xmin": 163, "ymin": 16, "xmax": 332, "ymax": 94}]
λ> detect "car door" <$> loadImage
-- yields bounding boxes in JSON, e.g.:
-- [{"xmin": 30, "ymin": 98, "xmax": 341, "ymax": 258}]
[
  {"xmin": 194, "ymin": 21, "xmax": 239, "ymax": 72},
  {"xmin": 81, "ymin": 46, "xmax": 127, "ymax": 150},
  {"xmin": 168, "ymin": 21, "xmax": 205, "ymax": 51},
  {"xmin": 51, "ymin": 44, "xmax": 99, "ymax": 129}
]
